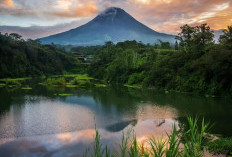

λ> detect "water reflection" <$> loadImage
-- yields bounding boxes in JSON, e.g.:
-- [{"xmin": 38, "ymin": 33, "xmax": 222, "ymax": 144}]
[
  {"xmin": 0, "ymin": 85, "xmax": 232, "ymax": 156},
  {"xmin": 106, "ymin": 120, "xmax": 137, "ymax": 132},
  {"xmin": 0, "ymin": 95, "xmax": 179, "ymax": 138},
  {"xmin": 0, "ymin": 118, "xmax": 178, "ymax": 157}
]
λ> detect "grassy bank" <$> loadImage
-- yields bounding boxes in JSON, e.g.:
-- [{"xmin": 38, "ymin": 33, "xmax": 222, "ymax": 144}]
[{"xmin": 41, "ymin": 74, "xmax": 107, "ymax": 88}]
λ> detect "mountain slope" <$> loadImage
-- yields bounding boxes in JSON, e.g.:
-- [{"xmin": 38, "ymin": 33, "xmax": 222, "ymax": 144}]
[{"xmin": 40, "ymin": 7, "xmax": 175, "ymax": 46}]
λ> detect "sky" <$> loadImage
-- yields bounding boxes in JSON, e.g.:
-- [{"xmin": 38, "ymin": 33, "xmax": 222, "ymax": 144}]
[{"xmin": 0, "ymin": 0, "xmax": 232, "ymax": 38}]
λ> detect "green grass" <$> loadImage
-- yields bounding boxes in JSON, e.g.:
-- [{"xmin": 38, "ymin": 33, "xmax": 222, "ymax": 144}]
[
  {"xmin": 0, "ymin": 83, "xmax": 6, "ymax": 87},
  {"xmin": 0, "ymin": 77, "xmax": 31, "ymax": 87},
  {"xmin": 21, "ymin": 87, "xmax": 32, "ymax": 90},
  {"xmin": 95, "ymin": 84, "xmax": 107, "ymax": 88},
  {"xmin": 46, "ymin": 78, "xmax": 66, "ymax": 86},
  {"xmin": 43, "ymin": 74, "xmax": 95, "ymax": 88},
  {"xmin": 84, "ymin": 117, "xmax": 213, "ymax": 157},
  {"xmin": 53, "ymin": 74, "xmax": 94, "ymax": 79},
  {"xmin": 0, "ymin": 77, "xmax": 31, "ymax": 82},
  {"xmin": 58, "ymin": 93, "xmax": 74, "ymax": 97},
  {"xmin": 180, "ymin": 117, "xmax": 212, "ymax": 157},
  {"xmin": 124, "ymin": 84, "xmax": 142, "ymax": 89},
  {"xmin": 66, "ymin": 84, "xmax": 79, "ymax": 88},
  {"xmin": 61, "ymin": 74, "xmax": 80, "ymax": 78},
  {"xmin": 75, "ymin": 74, "xmax": 94, "ymax": 80},
  {"xmin": 207, "ymin": 137, "xmax": 232, "ymax": 155},
  {"xmin": 38, "ymin": 82, "xmax": 47, "ymax": 85},
  {"xmin": 6, "ymin": 81, "xmax": 21, "ymax": 87}
]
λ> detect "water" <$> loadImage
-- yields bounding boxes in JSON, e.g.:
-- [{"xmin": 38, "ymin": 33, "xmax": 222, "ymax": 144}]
[{"xmin": 0, "ymin": 85, "xmax": 232, "ymax": 157}]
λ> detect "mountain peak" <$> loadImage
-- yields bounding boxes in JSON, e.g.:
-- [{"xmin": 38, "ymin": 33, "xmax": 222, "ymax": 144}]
[
  {"xmin": 98, "ymin": 7, "xmax": 125, "ymax": 17},
  {"xmin": 104, "ymin": 7, "xmax": 124, "ymax": 13}
]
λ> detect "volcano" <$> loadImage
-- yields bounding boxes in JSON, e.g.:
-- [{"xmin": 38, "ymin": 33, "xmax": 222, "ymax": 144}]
[{"xmin": 40, "ymin": 7, "xmax": 175, "ymax": 46}]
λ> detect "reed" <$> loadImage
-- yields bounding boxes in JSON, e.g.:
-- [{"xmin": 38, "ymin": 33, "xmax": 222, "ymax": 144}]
[{"xmin": 84, "ymin": 117, "xmax": 212, "ymax": 157}]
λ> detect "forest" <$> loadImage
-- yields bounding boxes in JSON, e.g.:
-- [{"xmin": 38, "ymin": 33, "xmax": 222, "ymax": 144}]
[
  {"xmin": 1, "ymin": 24, "xmax": 232, "ymax": 95},
  {"xmin": 88, "ymin": 24, "xmax": 232, "ymax": 96},
  {"xmin": 0, "ymin": 33, "xmax": 78, "ymax": 78}
]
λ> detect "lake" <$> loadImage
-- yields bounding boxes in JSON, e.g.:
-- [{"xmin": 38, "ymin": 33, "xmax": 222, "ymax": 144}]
[{"xmin": 0, "ymin": 84, "xmax": 232, "ymax": 157}]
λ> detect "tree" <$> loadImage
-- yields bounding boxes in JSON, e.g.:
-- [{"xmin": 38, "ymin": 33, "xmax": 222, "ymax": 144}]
[
  {"xmin": 158, "ymin": 40, "xmax": 171, "ymax": 49},
  {"xmin": 175, "ymin": 41, "xmax": 179, "ymax": 50},
  {"xmin": 193, "ymin": 23, "xmax": 214, "ymax": 52},
  {"xmin": 219, "ymin": 26, "xmax": 232, "ymax": 48},
  {"xmin": 177, "ymin": 24, "xmax": 214, "ymax": 54},
  {"xmin": 176, "ymin": 24, "xmax": 195, "ymax": 52},
  {"xmin": 9, "ymin": 33, "xmax": 23, "ymax": 41}
]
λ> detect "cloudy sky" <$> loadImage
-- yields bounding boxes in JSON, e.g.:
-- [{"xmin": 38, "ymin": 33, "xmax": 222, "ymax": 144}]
[{"xmin": 0, "ymin": 0, "xmax": 232, "ymax": 38}]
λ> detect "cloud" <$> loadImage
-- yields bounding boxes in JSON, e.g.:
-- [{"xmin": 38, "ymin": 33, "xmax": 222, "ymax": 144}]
[
  {"xmin": 123, "ymin": 0, "xmax": 232, "ymax": 33},
  {"xmin": 0, "ymin": 0, "xmax": 232, "ymax": 36},
  {"xmin": 0, "ymin": 19, "xmax": 90, "ymax": 39},
  {"xmin": 50, "ymin": 0, "xmax": 98, "ymax": 18},
  {"xmin": 0, "ymin": 0, "xmax": 98, "ymax": 19},
  {"xmin": 0, "ymin": 0, "xmax": 14, "ymax": 8}
]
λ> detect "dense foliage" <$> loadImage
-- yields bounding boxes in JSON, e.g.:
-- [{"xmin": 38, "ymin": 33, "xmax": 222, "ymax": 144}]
[
  {"xmin": 208, "ymin": 137, "xmax": 232, "ymax": 155},
  {"xmin": 70, "ymin": 46, "xmax": 101, "ymax": 55},
  {"xmin": 0, "ymin": 33, "xmax": 78, "ymax": 78},
  {"xmin": 88, "ymin": 24, "xmax": 232, "ymax": 95},
  {"xmin": 1, "ymin": 24, "xmax": 232, "ymax": 95}
]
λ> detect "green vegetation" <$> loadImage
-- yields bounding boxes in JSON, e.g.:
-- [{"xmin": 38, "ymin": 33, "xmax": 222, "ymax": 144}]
[
  {"xmin": 66, "ymin": 84, "xmax": 78, "ymax": 88},
  {"xmin": 88, "ymin": 24, "xmax": 232, "ymax": 96},
  {"xmin": 70, "ymin": 74, "xmax": 93, "ymax": 80},
  {"xmin": 57, "ymin": 93, "xmax": 74, "ymax": 97},
  {"xmin": 0, "ymin": 83, "xmax": 6, "ymax": 87},
  {"xmin": 0, "ymin": 33, "xmax": 79, "ymax": 78},
  {"xmin": 40, "ymin": 74, "xmax": 105, "ymax": 88},
  {"xmin": 1, "ymin": 24, "xmax": 232, "ymax": 95},
  {"xmin": 84, "ymin": 117, "xmax": 214, "ymax": 157},
  {"xmin": 0, "ymin": 77, "xmax": 31, "ymax": 82},
  {"xmin": 0, "ymin": 77, "xmax": 32, "ymax": 87},
  {"xmin": 208, "ymin": 137, "xmax": 232, "ymax": 155},
  {"xmin": 124, "ymin": 84, "xmax": 142, "ymax": 89},
  {"xmin": 46, "ymin": 78, "xmax": 66, "ymax": 86},
  {"xmin": 70, "ymin": 45, "xmax": 101, "ymax": 55},
  {"xmin": 21, "ymin": 86, "xmax": 32, "ymax": 90},
  {"xmin": 94, "ymin": 84, "xmax": 107, "ymax": 88}
]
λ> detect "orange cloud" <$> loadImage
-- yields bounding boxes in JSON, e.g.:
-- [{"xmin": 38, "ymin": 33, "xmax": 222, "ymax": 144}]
[
  {"xmin": 1, "ymin": 0, "xmax": 14, "ymax": 8},
  {"xmin": 126, "ymin": 0, "xmax": 232, "ymax": 33},
  {"xmin": 51, "ymin": 0, "xmax": 97, "ymax": 18}
]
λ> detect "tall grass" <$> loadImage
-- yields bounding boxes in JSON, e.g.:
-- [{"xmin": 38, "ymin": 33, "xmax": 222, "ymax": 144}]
[
  {"xmin": 84, "ymin": 117, "xmax": 212, "ymax": 157},
  {"xmin": 46, "ymin": 77, "xmax": 66, "ymax": 86}
]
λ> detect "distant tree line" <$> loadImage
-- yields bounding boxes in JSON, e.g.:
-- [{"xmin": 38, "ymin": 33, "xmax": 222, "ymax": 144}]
[
  {"xmin": 0, "ymin": 33, "xmax": 78, "ymax": 78},
  {"xmin": 88, "ymin": 24, "xmax": 232, "ymax": 95}
]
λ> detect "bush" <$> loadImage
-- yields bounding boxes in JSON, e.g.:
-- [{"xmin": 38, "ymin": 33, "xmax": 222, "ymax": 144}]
[
  {"xmin": 46, "ymin": 78, "xmax": 66, "ymax": 86},
  {"xmin": 128, "ymin": 72, "xmax": 145, "ymax": 85},
  {"xmin": 207, "ymin": 137, "xmax": 232, "ymax": 155}
]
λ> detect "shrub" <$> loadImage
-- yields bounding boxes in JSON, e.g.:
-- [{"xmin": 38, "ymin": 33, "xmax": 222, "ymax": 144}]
[
  {"xmin": 207, "ymin": 137, "xmax": 232, "ymax": 155},
  {"xmin": 46, "ymin": 78, "xmax": 66, "ymax": 86}
]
